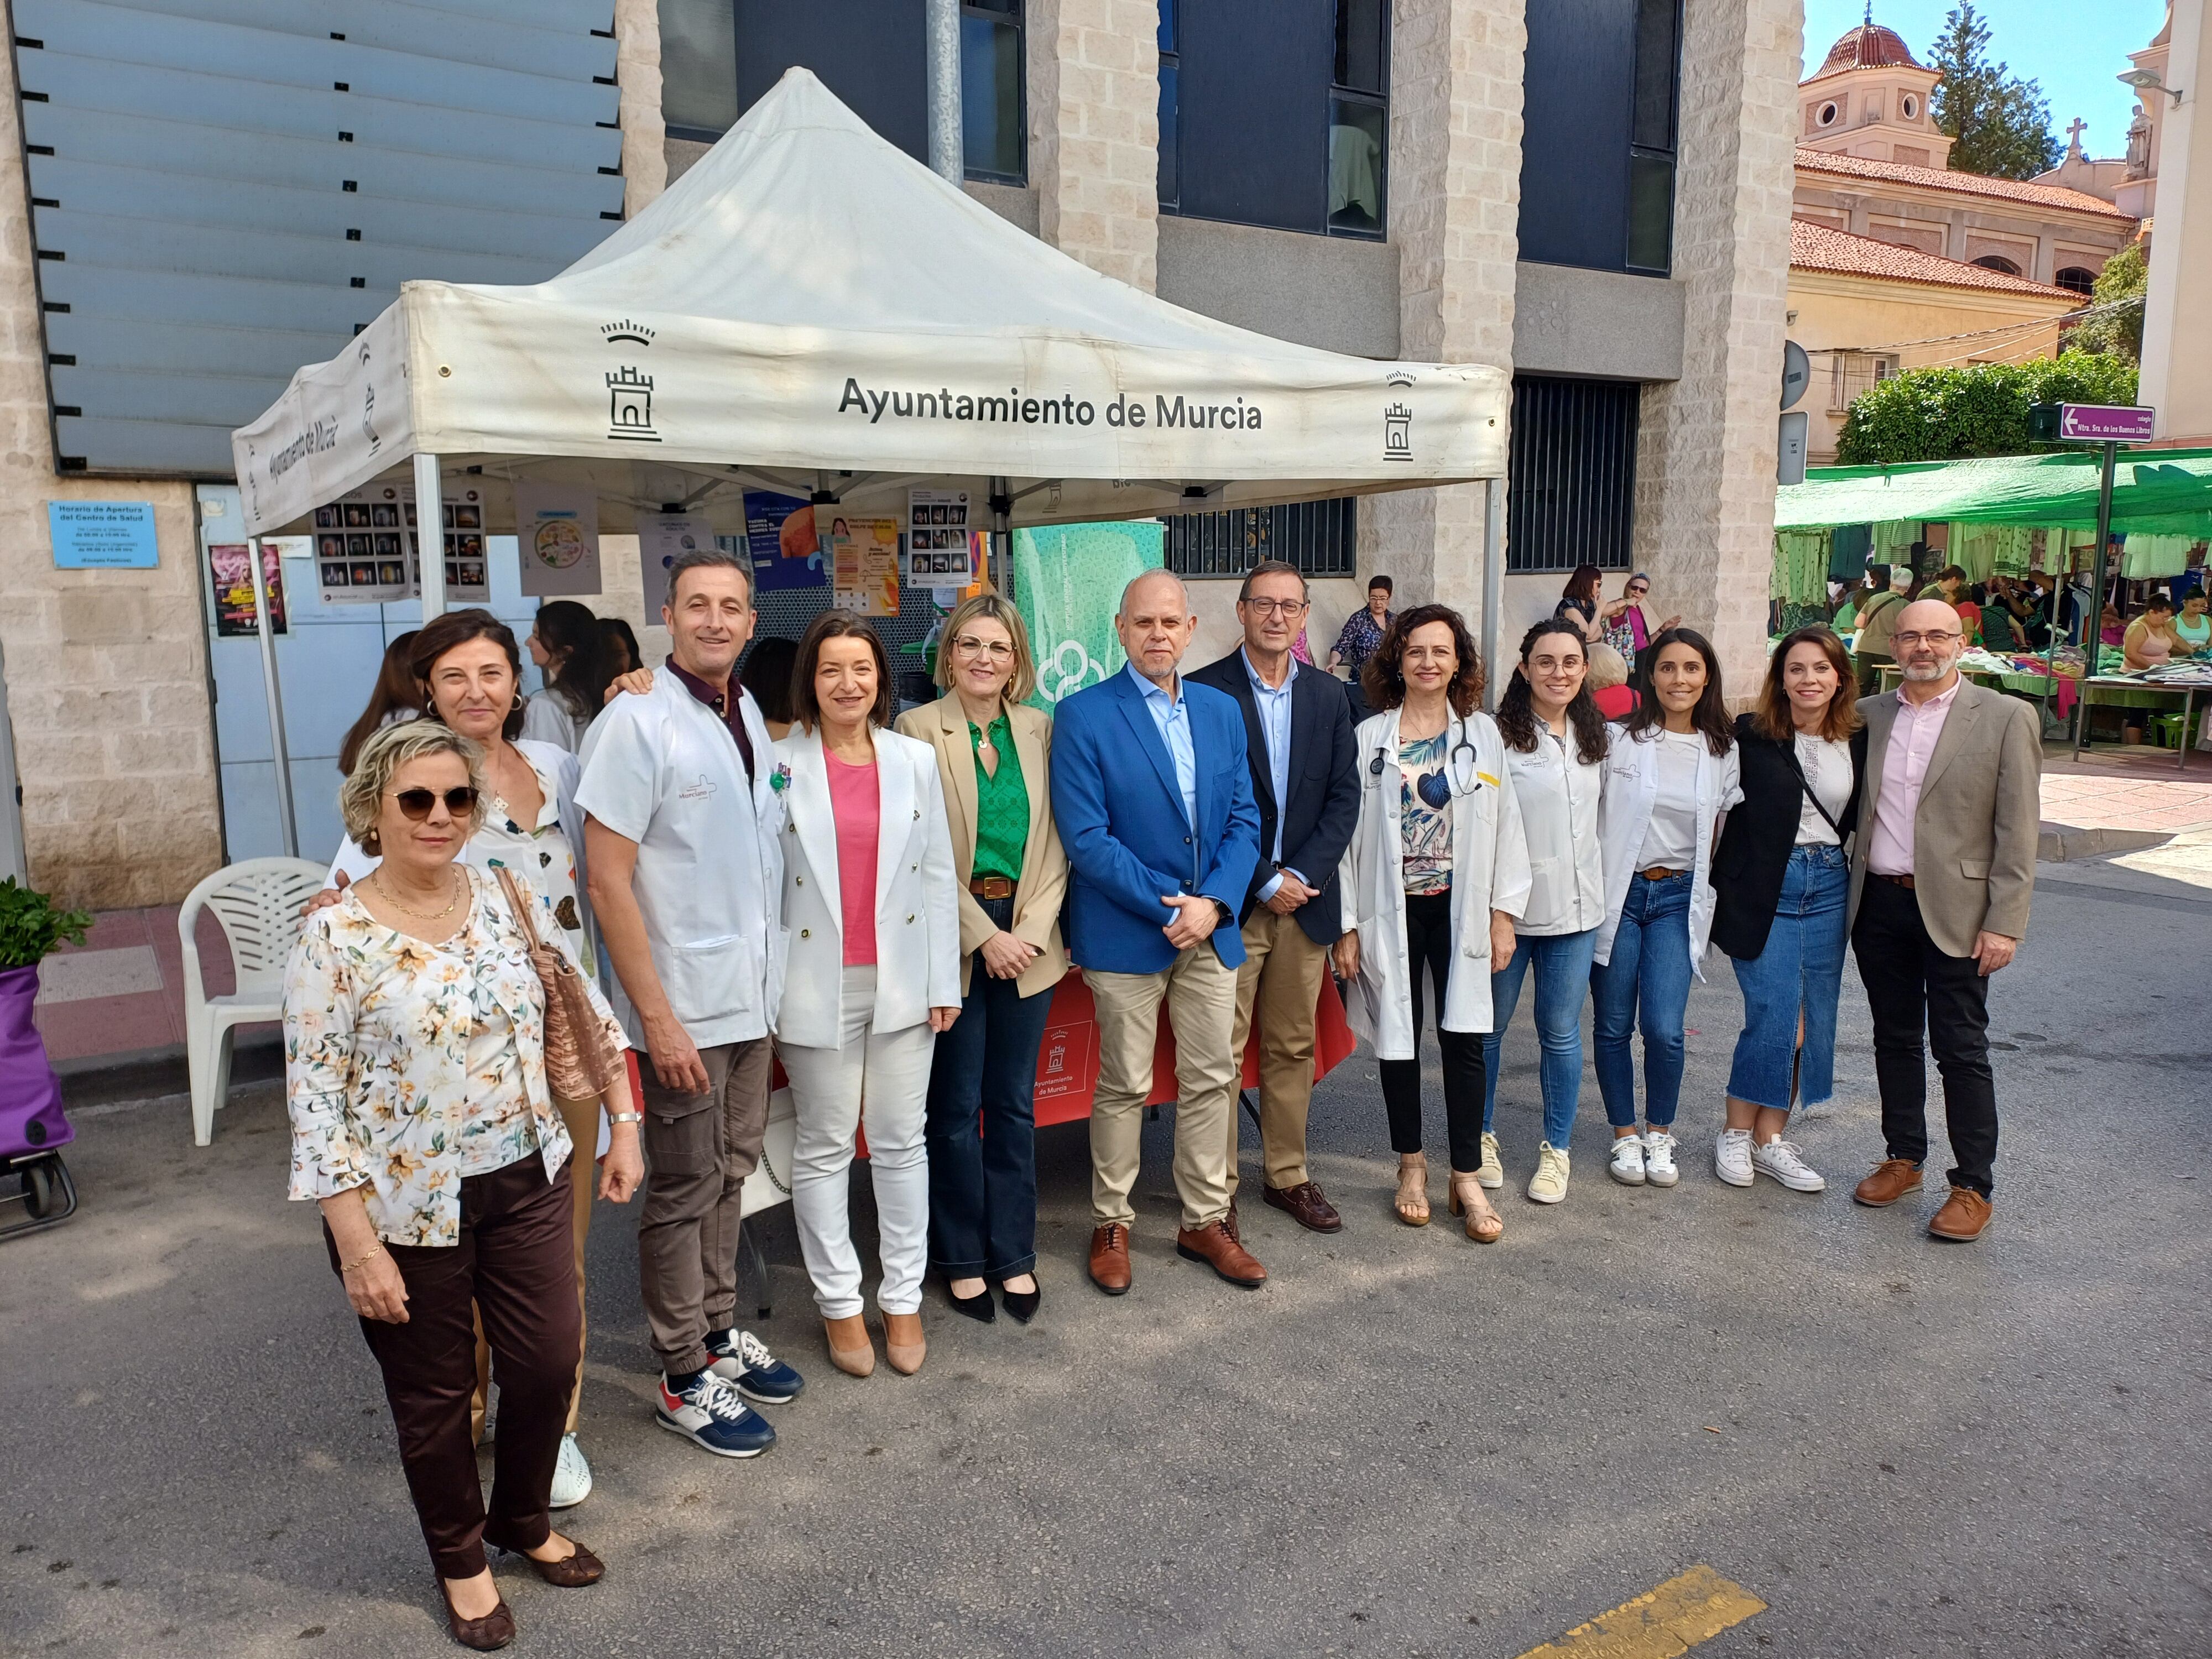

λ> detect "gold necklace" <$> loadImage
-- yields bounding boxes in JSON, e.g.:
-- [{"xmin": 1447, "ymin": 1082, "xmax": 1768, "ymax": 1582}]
[{"xmin": 368, "ymin": 868, "xmax": 463, "ymax": 921}]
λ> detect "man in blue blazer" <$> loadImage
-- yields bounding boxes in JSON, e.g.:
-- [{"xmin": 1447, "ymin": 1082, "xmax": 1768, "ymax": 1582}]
[{"xmin": 1052, "ymin": 569, "xmax": 1265, "ymax": 1296}]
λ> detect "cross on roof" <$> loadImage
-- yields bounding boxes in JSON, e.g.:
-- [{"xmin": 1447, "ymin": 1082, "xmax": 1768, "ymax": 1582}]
[{"xmin": 2068, "ymin": 117, "xmax": 2088, "ymax": 145}]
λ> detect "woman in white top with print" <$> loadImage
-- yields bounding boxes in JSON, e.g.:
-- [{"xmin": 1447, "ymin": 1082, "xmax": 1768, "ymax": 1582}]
[
  {"xmin": 1479, "ymin": 619, "xmax": 1608, "ymax": 1207},
  {"xmin": 1590, "ymin": 629, "xmax": 1743, "ymax": 1189}
]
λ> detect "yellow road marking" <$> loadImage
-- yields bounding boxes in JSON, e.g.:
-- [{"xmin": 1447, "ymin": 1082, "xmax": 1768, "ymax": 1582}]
[{"xmin": 1511, "ymin": 1566, "xmax": 1767, "ymax": 1658}]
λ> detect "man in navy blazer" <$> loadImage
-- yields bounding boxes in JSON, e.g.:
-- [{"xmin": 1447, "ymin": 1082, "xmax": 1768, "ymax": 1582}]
[
  {"xmin": 1051, "ymin": 569, "xmax": 1265, "ymax": 1296},
  {"xmin": 1188, "ymin": 560, "xmax": 1359, "ymax": 1237}
]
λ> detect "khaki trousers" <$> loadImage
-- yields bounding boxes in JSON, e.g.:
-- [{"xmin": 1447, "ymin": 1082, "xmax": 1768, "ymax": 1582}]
[
  {"xmin": 473, "ymin": 1092, "xmax": 599, "ymax": 1439},
  {"xmin": 1228, "ymin": 909, "xmax": 1329, "ymax": 1194},
  {"xmin": 1087, "ymin": 946, "xmax": 1239, "ymax": 1230}
]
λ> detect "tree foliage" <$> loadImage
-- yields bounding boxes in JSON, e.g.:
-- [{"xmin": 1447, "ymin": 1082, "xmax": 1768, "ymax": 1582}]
[
  {"xmin": 2069, "ymin": 241, "xmax": 2148, "ymax": 362},
  {"xmin": 1928, "ymin": 4, "xmax": 2060, "ymax": 180},
  {"xmin": 1834, "ymin": 351, "xmax": 2140, "ymax": 466}
]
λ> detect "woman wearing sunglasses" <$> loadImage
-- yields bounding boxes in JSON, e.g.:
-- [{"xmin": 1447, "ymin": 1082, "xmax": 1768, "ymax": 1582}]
[
  {"xmin": 1333, "ymin": 606, "xmax": 1530, "ymax": 1239},
  {"xmin": 284, "ymin": 720, "xmax": 641, "ymax": 1650},
  {"xmin": 320, "ymin": 608, "xmax": 609, "ymax": 1511},
  {"xmin": 894, "ymin": 595, "xmax": 1068, "ymax": 1326}
]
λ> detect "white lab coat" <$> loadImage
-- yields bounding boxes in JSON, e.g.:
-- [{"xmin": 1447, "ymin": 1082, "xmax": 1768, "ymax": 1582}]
[
  {"xmin": 1500, "ymin": 726, "xmax": 1605, "ymax": 937},
  {"xmin": 1592, "ymin": 722, "xmax": 1743, "ymax": 978},
  {"xmin": 1337, "ymin": 707, "xmax": 1533, "ymax": 1060},
  {"xmin": 771, "ymin": 724, "xmax": 963, "ymax": 1050},
  {"xmin": 574, "ymin": 672, "xmax": 786, "ymax": 1049}
]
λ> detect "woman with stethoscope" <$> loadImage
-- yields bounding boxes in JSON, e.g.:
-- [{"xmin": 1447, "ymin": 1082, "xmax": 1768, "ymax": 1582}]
[
  {"xmin": 1333, "ymin": 606, "xmax": 1531, "ymax": 1240},
  {"xmin": 1590, "ymin": 628, "xmax": 1742, "ymax": 1190}
]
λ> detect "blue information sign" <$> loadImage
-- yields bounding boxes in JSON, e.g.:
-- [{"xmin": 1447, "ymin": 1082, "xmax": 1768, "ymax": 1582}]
[{"xmin": 48, "ymin": 500, "xmax": 159, "ymax": 568}]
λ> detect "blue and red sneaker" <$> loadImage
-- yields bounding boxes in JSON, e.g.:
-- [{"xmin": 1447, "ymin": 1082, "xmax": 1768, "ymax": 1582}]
[
  {"xmin": 656, "ymin": 1371, "xmax": 776, "ymax": 1459},
  {"xmin": 707, "ymin": 1328, "xmax": 806, "ymax": 1405}
]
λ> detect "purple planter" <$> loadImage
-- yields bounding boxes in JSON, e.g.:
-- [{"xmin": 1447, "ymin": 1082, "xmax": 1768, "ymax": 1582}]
[{"xmin": 0, "ymin": 963, "xmax": 71, "ymax": 1159}]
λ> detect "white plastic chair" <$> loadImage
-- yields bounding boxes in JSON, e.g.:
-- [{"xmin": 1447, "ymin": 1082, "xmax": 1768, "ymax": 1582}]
[{"xmin": 178, "ymin": 858, "xmax": 329, "ymax": 1145}]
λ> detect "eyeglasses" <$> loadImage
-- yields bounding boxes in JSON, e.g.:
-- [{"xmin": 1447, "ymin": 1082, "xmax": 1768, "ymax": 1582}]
[
  {"xmin": 951, "ymin": 635, "xmax": 1014, "ymax": 659},
  {"xmin": 391, "ymin": 786, "xmax": 479, "ymax": 820},
  {"xmin": 1890, "ymin": 631, "xmax": 1961, "ymax": 649},
  {"xmin": 1626, "ymin": 585, "xmax": 1649, "ymax": 596},
  {"xmin": 1240, "ymin": 597, "xmax": 1309, "ymax": 618}
]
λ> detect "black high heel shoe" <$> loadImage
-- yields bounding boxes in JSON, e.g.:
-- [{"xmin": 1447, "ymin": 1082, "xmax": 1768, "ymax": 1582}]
[
  {"xmin": 998, "ymin": 1281, "xmax": 1040, "ymax": 1324},
  {"xmin": 946, "ymin": 1283, "xmax": 997, "ymax": 1323}
]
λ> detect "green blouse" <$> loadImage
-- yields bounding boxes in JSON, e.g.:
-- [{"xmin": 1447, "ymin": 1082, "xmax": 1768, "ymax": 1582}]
[{"xmin": 969, "ymin": 711, "xmax": 1030, "ymax": 883}]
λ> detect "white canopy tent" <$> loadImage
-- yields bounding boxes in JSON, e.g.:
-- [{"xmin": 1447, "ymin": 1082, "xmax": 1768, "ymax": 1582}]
[{"xmin": 228, "ymin": 66, "xmax": 1511, "ymax": 848}]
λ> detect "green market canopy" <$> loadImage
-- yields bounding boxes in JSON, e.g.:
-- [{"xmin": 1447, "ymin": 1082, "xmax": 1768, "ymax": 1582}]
[{"xmin": 1776, "ymin": 450, "xmax": 2212, "ymax": 538}]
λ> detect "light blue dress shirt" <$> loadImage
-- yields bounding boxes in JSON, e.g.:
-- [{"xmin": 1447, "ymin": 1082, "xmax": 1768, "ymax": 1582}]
[
  {"xmin": 1125, "ymin": 659, "xmax": 1197, "ymax": 828},
  {"xmin": 1241, "ymin": 648, "xmax": 1305, "ymax": 902}
]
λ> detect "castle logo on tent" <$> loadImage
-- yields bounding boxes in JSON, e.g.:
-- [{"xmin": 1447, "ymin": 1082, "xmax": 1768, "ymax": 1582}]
[
  {"xmin": 1384, "ymin": 401, "xmax": 1412, "ymax": 461},
  {"xmin": 607, "ymin": 365, "xmax": 659, "ymax": 442}
]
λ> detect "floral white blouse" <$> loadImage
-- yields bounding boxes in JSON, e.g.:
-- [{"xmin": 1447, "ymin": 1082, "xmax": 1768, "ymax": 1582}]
[{"xmin": 284, "ymin": 864, "xmax": 628, "ymax": 1248}]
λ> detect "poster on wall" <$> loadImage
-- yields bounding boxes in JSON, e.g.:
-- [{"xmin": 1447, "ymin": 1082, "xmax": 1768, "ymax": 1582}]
[
  {"xmin": 49, "ymin": 500, "xmax": 159, "ymax": 569},
  {"xmin": 905, "ymin": 488, "xmax": 982, "ymax": 605},
  {"xmin": 640, "ymin": 514, "xmax": 718, "ymax": 619},
  {"xmin": 745, "ymin": 489, "xmax": 825, "ymax": 592},
  {"xmin": 513, "ymin": 482, "xmax": 601, "ymax": 597},
  {"xmin": 1012, "ymin": 520, "xmax": 1163, "ymax": 709},
  {"xmin": 208, "ymin": 541, "xmax": 288, "ymax": 636},
  {"xmin": 820, "ymin": 510, "xmax": 900, "ymax": 616},
  {"xmin": 310, "ymin": 484, "xmax": 490, "ymax": 607}
]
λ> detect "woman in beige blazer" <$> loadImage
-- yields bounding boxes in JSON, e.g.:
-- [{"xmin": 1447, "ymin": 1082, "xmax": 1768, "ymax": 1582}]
[{"xmin": 895, "ymin": 596, "xmax": 1069, "ymax": 1326}]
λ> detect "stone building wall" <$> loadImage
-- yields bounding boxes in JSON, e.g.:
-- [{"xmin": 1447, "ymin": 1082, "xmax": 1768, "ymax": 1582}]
[{"xmin": 1030, "ymin": 0, "xmax": 1161, "ymax": 291}]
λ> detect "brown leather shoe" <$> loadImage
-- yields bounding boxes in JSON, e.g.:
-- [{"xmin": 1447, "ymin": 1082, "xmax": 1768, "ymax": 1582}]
[
  {"xmin": 509, "ymin": 1538, "xmax": 604, "ymax": 1589},
  {"xmin": 1853, "ymin": 1157, "xmax": 1924, "ymax": 1208},
  {"xmin": 441, "ymin": 1587, "xmax": 515, "ymax": 1651},
  {"xmin": 1222, "ymin": 1199, "xmax": 1241, "ymax": 1245},
  {"xmin": 1176, "ymin": 1218, "xmax": 1267, "ymax": 1288},
  {"xmin": 1263, "ymin": 1180, "xmax": 1343, "ymax": 1234},
  {"xmin": 1927, "ymin": 1186, "xmax": 1992, "ymax": 1242},
  {"xmin": 1088, "ymin": 1223, "xmax": 1131, "ymax": 1295}
]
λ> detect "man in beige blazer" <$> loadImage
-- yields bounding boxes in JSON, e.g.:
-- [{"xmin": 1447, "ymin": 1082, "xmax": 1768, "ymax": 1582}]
[{"xmin": 1846, "ymin": 599, "xmax": 2039, "ymax": 1243}]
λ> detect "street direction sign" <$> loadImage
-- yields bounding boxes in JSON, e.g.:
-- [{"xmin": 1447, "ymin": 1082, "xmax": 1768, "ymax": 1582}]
[{"xmin": 2058, "ymin": 403, "xmax": 2155, "ymax": 442}]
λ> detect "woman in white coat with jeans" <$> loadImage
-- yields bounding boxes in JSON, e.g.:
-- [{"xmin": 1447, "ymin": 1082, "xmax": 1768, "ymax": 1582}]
[
  {"xmin": 1333, "ymin": 606, "xmax": 1531, "ymax": 1241},
  {"xmin": 1590, "ymin": 629, "xmax": 1742, "ymax": 1188},
  {"xmin": 775, "ymin": 613, "xmax": 961, "ymax": 1381}
]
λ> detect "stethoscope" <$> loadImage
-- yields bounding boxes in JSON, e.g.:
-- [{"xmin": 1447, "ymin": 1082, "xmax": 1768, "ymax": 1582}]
[{"xmin": 1367, "ymin": 716, "xmax": 1483, "ymax": 806}]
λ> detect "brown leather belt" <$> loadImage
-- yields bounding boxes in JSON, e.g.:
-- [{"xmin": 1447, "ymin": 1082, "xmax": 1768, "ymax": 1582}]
[
  {"xmin": 1872, "ymin": 870, "xmax": 1916, "ymax": 890},
  {"xmin": 1637, "ymin": 866, "xmax": 1683, "ymax": 881},
  {"xmin": 968, "ymin": 875, "xmax": 1017, "ymax": 899}
]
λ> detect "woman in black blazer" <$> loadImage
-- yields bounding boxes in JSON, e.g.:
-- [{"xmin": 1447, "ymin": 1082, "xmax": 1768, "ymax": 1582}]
[{"xmin": 1709, "ymin": 627, "xmax": 1867, "ymax": 1196}]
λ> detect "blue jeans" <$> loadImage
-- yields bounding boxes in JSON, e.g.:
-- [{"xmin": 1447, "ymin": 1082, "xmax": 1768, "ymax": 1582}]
[
  {"xmin": 1590, "ymin": 870, "xmax": 1694, "ymax": 1129},
  {"xmin": 1481, "ymin": 927, "xmax": 1598, "ymax": 1147},
  {"xmin": 1726, "ymin": 844, "xmax": 1849, "ymax": 1112},
  {"xmin": 922, "ymin": 896, "xmax": 1053, "ymax": 1279}
]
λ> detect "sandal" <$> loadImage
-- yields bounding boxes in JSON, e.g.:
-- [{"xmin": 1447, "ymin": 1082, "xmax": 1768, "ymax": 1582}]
[
  {"xmin": 1447, "ymin": 1172, "xmax": 1504, "ymax": 1243},
  {"xmin": 1394, "ymin": 1155, "xmax": 1431, "ymax": 1227}
]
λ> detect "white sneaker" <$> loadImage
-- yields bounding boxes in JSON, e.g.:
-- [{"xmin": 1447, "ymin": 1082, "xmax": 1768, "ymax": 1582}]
[
  {"xmin": 1714, "ymin": 1128, "xmax": 1754, "ymax": 1187},
  {"xmin": 549, "ymin": 1433, "xmax": 592, "ymax": 1509},
  {"xmin": 1608, "ymin": 1134, "xmax": 1647, "ymax": 1185},
  {"xmin": 1526, "ymin": 1142, "xmax": 1569, "ymax": 1203},
  {"xmin": 1477, "ymin": 1131, "xmax": 1503, "ymax": 1190},
  {"xmin": 1642, "ymin": 1130, "xmax": 1679, "ymax": 1188},
  {"xmin": 1750, "ymin": 1136, "xmax": 1826, "ymax": 1193}
]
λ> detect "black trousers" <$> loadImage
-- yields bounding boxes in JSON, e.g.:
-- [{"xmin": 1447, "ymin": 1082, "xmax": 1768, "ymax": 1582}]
[
  {"xmin": 1379, "ymin": 889, "xmax": 1489, "ymax": 1174},
  {"xmin": 1850, "ymin": 875, "xmax": 1999, "ymax": 1194}
]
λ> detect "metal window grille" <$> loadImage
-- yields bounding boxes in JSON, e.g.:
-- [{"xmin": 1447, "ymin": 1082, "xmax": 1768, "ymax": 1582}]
[
  {"xmin": 1162, "ymin": 497, "xmax": 1357, "ymax": 579},
  {"xmin": 1505, "ymin": 376, "xmax": 1639, "ymax": 573}
]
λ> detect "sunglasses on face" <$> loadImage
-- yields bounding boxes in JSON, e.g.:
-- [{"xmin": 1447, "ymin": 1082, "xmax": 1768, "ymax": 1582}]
[{"xmin": 390, "ymin": 786, "xmax": 479, "ymax": 820}]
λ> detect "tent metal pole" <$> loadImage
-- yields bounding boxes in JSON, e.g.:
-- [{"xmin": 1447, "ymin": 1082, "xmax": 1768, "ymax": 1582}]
[
  {"xmin": 246, "ymin": 535, "xmax": 299, "ymax": 858},
  {"xmin": 990, "ymin": 476, "xmax": 1011, "ymax": 597},
  {"xmin": 1480, "ymin": 477, "xmax": 1505, "ymax": 711},
  {"xmin": 415, "ymin": 451, "xmax": 447, "ymax": 625},
  {"xmin": 2071, "ymin": 440, "xmax": 2118, "ymax": 763},
  {"xmin": 924, "ymin": 0, "xmax": 963, "ymax": 185}
]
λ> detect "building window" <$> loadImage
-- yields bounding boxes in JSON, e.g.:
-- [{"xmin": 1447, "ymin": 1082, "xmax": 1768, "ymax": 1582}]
[
  {"xmin": 1900, "ymin": 92, "xmax": 1919, "ymax": 121},
  {"xmin": 962, "ymin": 1, "xmax": 1025, "ymax": 184},
  {"xmin": 1329, "ymin": 0, "xmax": 1389, "ymax": 236},
  {"xmin": 1157, "ymin": 0, "xmax": 1180, "ymax": 211},
  {"xmin": 1817, "ymin": 99, "xmax": 1840, "ymax": 127},
  {"xmin": 1162, "ymin": 497, "xmax": 1357, "ymax": 580},
  {"xmin": 1829, "ymin": 352, "xmax": 1900, "ymax": 412},
  {"xmin": 661, "ymin": 0, "xmax": 740, "ymax": 140},
  {"xmin": 1971, "ymin": 254, "xmax": 2023, "ymax": 276},
  {"xmin": 1520, "ymin": 0, "xmax": 1681, "ymax": 278},
  {"xmin": 2055, "ymin": 265, "xmax": 2096, "ymax": 295},
  {"xmin": 1625, "ymin": 0, "xmax": 1679, "ymax": 274},
  {"xmin": 1505, "ymin": 377, "xmax": 1639, "ymax": 574}
]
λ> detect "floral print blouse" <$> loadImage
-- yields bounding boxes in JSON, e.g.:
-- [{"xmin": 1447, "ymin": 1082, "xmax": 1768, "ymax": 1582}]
[{"xmin": 284, "ymin": 864, "xmax": 628, "ymax": 1248}]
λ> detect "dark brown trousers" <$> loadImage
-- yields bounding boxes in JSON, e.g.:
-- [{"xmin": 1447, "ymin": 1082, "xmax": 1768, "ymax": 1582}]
[{"xmin": 330, "ymin": 1152, "xmax": 581, "ymax": 1580}]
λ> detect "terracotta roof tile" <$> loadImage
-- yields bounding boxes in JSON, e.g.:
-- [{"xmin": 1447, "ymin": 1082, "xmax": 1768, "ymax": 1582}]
[
  {"xmin": 1796, "ymin": 148, "xmax": 2137, "ymax": 221},
  {"xmin": 1790, "ymin": 217, "xmax": 2084, "ymax": 299},
  {"xmin": 1807, "ymin": 23, "xmax": 1924, "ymax": 81}
]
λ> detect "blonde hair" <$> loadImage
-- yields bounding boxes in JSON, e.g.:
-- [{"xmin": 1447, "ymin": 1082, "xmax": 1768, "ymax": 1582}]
[
  {"xmin": 1586, "ymin": 641, "xmax": 1630, "ymax": 690},
  {"xmin": 933, "ymin": 594, "xmax": 1038, "ymax": 705},
  {"xmin": 340, "ymin": 719, "xmax": 487, "ymax": 852}
]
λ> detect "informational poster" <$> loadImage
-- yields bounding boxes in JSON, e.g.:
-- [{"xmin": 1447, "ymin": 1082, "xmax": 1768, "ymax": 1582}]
[
  {"xmin": 513, "ymin": 482, "xmax": 601, "ymax": 598},
  {"xmin": 905, "ymin": 489, "xmax": 971, "ymax": 580},
  {"xmin": 745, "ymin": 489, "xmax": 825, "ymax": 592},
  {"xmin": 821, "ymin": 510, "xmax": 900, "ymax": 616},
  {"xmin": 640, "ymin": 514, "xmax": 717, "ymax": 619},
  {"xmin": 208, "ymin": 541, "xmax": 288, "ymax": 636},
  {"xmin": 424, "ymin": 492, "xmax": 492, "ymax": 604},
  {"xmin": 49, "ymin": 500, "xmax": 159, "ymax": 568},
  {"xmin": 1012, "ymin": 520, "xmax": 1163, "ymax": 708},
  {"xmin": 311, "ymin": 484, "xmax": 490, "ymax": 606}
]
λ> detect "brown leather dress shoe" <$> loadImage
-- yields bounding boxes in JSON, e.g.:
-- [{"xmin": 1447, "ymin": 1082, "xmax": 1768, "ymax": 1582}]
[
  {"xmin": 1176, "ymin": 1218, "xmax": 1267, "ymax": 1288},
  {"xmin": 1222, "ymin": 1200, "xmax": 1241, "ymax": 1245},
  {"xmin": 510, "ymin": 1539, "xmax": 604, "ymax": 1588},
  {"xmin": 1853, "ymin": 1157, "xmax": 1924, "ymax": 1208},
  {"xmin": 1263, "ymin": 1180, "xmax": 1343, "ymax": 1234},
  {"xmin": 441, "ymin": 1588, "xmax": 515, "ymax": 1651},
  {"xmin": 1927, "ymin": 1186, "xmax": 1993, "ymax": 1242},
  {"xmin": 1088, "ymin": 1223, "xmax": 1131, "ymax": 1295}
]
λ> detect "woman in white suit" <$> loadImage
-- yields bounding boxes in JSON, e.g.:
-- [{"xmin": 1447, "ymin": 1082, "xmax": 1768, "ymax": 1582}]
[
  {"xmin": 775, "ymin": 612, "xmax": 962, "ymax": 1381},
  {"xmin": 1333, "ymin": 606, "xmax": 1531, "ymax": 1241}
]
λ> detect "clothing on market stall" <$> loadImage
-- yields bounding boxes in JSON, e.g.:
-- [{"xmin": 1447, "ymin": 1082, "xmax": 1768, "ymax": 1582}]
[
  {"xmin": 1829, "ymin": 523, "xmax": 1871, "ymax": 581},
  {"xmin": 1773, "ymin": 528, "xmax": 1832, "ymax": 633},
  {"xmin": 2121, "ymin": 534, "xmax": 2197, "ymax": 581}
]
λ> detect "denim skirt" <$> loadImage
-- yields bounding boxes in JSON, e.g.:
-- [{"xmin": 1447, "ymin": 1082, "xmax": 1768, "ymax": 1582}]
[{"xmin": 1725, "ymin": 843, "xmax": 1849, "ymax": 1112}]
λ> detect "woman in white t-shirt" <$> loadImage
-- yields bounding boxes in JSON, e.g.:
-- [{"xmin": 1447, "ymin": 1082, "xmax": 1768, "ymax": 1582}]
[{"xmin": 1590, "ymin": 630, "xmax": 1742, "ymax": 1189}]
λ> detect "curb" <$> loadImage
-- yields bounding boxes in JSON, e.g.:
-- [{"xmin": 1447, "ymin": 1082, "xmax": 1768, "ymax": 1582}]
[{"xmin": 56, "ymin": 1032, "xmax": 282, "ymax": 1109}]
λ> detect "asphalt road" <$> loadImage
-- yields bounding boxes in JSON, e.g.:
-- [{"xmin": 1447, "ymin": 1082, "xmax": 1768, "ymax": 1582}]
[{"xmin": 4, "ymin": 853, "xmax": 2208, "ymax": 1659}]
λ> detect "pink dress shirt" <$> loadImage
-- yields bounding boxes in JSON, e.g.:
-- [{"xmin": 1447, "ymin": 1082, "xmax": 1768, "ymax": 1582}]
[
  {"xmin": 1866, "ymin": 676, "xmax": 1961, "ymax": 876},
  {"xmin": 825, "ymin": 749, "xmax": 880, "ymax": 966}
]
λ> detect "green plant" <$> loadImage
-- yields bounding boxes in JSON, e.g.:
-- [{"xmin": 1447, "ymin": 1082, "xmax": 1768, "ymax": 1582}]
[
  {"xmin": 0, "ymin": 879, "xmax": 93, "ymax": 969},
  {"xmin": 1834, "ymin": 351, "xmax": 2141, "ymax": 466},
  {"xmin": 2070, "ymin": 242, "xmax": 2148, "ymax": 362}
]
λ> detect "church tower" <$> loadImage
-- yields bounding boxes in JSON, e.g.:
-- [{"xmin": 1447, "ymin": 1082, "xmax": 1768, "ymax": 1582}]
[{"xmin": 1799, "ymin": 9, "xmax": 1954, "ymax": 169}]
